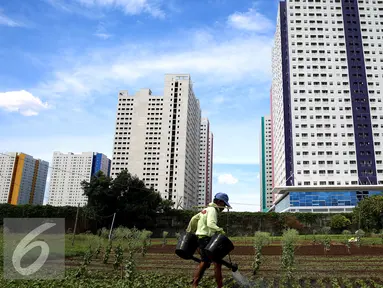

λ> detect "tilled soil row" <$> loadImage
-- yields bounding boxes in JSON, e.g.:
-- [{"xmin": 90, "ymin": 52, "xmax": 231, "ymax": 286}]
[
  {"xmin": 139, "ymin": 254, "xmax": 383, "ymax": 263},
  {"xmin": 65, "ymin": 258, "xmax": 383, "ymax": 273},
  {"xmin": 149, "ymin": 244, "xmax": 383, "ymax": 255}
]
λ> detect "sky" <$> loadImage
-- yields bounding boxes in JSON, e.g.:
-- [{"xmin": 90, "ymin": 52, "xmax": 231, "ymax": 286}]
[{"xmin": 0, "ymin": 0, "xmax": 279, "ymax": 212}]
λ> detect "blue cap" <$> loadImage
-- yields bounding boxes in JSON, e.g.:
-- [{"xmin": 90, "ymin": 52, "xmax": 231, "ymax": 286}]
[{"xmin": 214, "ymin": 192, "xmax": 230, "ymax": 207}]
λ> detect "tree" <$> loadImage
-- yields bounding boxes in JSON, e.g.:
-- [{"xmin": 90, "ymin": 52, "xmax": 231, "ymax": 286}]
[
  {"xmin": 352, "ymin": 195, "xmax": 383, "ymax": 232},
  {"xmin": 81, "ymin": 171, "xmax": 115, "ymax": 219},
  {"xmin": 82, "ymin": 170, "xmax": 174, "ymax": 229},
  {"xmin": 284, "ymin": 215, "xmax": 305, "ymax": 232},
  {"xmin": 330, "ymin": 214, "xmax": 351, "ymax": 231}
]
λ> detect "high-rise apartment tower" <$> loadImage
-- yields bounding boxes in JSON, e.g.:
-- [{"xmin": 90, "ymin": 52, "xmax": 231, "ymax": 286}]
[
  {"xmin": 198, "ymin": 118, "xmax": 213, "ymax": 207},
  {"xmin": 272, "ymin": 0, "xmax": 383, "ymax": 188},
  {"xmin": 111, "ymin": 74, "xmax": 201, "ymax": 209},
  {"xmin": 260, "ymin": 116, "xmax": 273, "ymax": 211},
  {"xmin": 271, "ymin": 0, "xmax": 383, "ymax": 212},
  {"xmin": 0, "ymin": 152, "xmax": 48, "ymax": 205},
  {"xmin": 48, "ymin": 152, "xmax": 111, "ymax": 206}
]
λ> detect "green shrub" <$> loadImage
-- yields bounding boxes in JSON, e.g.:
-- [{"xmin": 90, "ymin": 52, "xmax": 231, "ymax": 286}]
[
  {"xmin": 320, "ymin": 226, "xmax": 331, "ymax": 235},
  {"xmin": 355, "ymin": 229, "xmax": 366, "ymax": 238},
  {"xmin": 331, "ymin": 215, "xmax": 351, "ymax": 230},
  {"xmin": 99, "ymin": 227, "xmax": 109, "ymax": 239}
]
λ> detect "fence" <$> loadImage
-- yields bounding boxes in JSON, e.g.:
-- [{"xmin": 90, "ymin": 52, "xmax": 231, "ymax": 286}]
[{"xmin": 0, "ymin": 204, "xmax": 357, "ymax": 237}]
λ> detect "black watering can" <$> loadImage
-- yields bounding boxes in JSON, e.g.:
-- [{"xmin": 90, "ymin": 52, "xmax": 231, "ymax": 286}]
[{"xmin": 175, "ymin": 232, "xmax": 238, "ymax": 272}]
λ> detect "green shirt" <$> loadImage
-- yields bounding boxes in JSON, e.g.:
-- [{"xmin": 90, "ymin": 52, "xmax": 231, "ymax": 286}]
[{"xmin": 186, "ymin": 203, "xmax": 223, "ymax": 237}]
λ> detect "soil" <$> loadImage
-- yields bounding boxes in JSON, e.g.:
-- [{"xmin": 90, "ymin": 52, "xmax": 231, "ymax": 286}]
[{"xmin": 149, "ymin": 244, "xmax": 383, "ymax": 256}]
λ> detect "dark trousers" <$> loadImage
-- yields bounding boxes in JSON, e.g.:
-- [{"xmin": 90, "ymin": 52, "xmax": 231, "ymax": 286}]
[
  {"xmin": 193, "ymin": 236, "xmax": 223, "ymax": 288},
  {"xmin": 197, "ymin": 236, "xmax": 212, "ymax": 263}
]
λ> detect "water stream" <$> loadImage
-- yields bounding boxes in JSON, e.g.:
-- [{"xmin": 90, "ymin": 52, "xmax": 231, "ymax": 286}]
[{"xmin": 231, "ymin": 270, "xmax": 252, "ymax": 287}]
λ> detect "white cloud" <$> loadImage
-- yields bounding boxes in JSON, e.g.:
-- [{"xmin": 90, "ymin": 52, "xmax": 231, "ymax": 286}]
[
  {"xmin": 218, "ymin": 174, "xmax": 239, "ymax": 185},
  {"xmin": 94, "ymin": 33, "xmax": 112, "ymax": 39},
  {"xmin": 44, "ymin": 0, "xmax": 105, "ymax": 18},
  {"xmin": 14, "ymin": 26, "xmax": 272, "ymax": 166},
  {"xmin": 212, "ymin": 96, "xmax": 226, "ymax": 104},
  {"xmin": 213, "ymin": 165, "xmax": 261, "ymax": 212},
  {"xmin": 256, "ymin": 172, "xmax": 260, "ymax": 179},
  {"xmin": 75, "ymin": 0, "xmax": 165, "ymax": 18},
  {"xmin": 0, "ymin": 90, "xmax": 49, "ymax": 116},
  {"xmin": 34, "ymin": 32, "xmax": 273, "ymax": 101},
  {"xmin": 0, "ymin": 10, "xmax": 23, "ymax": 27},
  {"xmin": 94, "ymin": 21, "xmax": 113, "ymax": 39},
  {"xmin": 29, "ymin": 30, "xmax": 269, "ymax": 164},
  {"xmin": 228, "ymin": 8, "xmax": 273, "ymax": 32}
]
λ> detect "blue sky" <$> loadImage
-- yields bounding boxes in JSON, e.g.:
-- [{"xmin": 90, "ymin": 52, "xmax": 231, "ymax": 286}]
[{"xmin": 0, "ymin": 0, "xmax": 279, "ymax": 211}]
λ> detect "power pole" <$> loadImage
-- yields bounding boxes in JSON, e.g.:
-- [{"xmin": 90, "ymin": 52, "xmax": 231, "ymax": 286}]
[
  {"xmin": 71, "ymin": 203, "xmax": 80, "ymax": 246},
  {"xmin": 358, "ymin": 208, "xmax": 361, "ymax": 230},
  {"xmin": 108, "ymin": 213, "xmax": 116, "ymax": 242}
]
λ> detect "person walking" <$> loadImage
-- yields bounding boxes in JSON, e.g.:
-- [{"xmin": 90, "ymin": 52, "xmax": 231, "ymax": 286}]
[{"xmin": 186, "ymin": 192, "xmax": 231, "ymax": 288}]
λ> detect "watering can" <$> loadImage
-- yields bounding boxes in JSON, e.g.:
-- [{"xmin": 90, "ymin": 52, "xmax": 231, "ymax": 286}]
[{"xmin": 175, "ymin": 232, "xmax": 238, "ymax": 272}]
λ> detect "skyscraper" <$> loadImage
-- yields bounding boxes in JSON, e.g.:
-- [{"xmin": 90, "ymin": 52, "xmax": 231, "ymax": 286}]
[
  {"xmin": 111, "ymin": 74, "xmax": 201, "ymax": 209},
  {"xmin": 260, "ymin": 116, "xmax": 273, "ymax": 212},
  {"xmin": 198, "ymin": 118, "xmax": 213, "ymax": 207},
  {"xmin": 48, "ymin": 152, "xmax": 111, "ymax": 207},
  {"xmin": 272, "ymin": 0, "xmax": 383, "ymax": 188},
  {"xmin": 271, "ymin": 0, "xmax": 383, "ymax": 212},
  {"xmin": 0, "ymin": 152, "xmax": 49, "ymax": 205},
  {"xmin": 207, "ymin": 131, "xmax": 213, "ymax": 204}
]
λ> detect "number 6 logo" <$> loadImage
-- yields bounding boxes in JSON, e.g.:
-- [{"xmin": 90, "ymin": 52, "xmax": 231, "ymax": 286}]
[{"xmin": 12, "ymin": 222, "xmax": 56, "ymax": 276}]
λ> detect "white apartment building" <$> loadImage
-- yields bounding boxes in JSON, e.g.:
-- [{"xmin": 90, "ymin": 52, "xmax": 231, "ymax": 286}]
[
  {"xmin": 0, "ymin": 153, "xmax": 16, "ymax": 204},
  {"xmin": 260, "ymin": 116, "xmax": 273, "ymax": 211},
  {"xmin": 272, "ymin": 0, "xmax": 383, "ymax": 189},
  {"xmin": 198, "ymin": 118, "xmax": 213, "ymax": 207},
  {"xmin": 111, "ymin": 74, "xmax": 201, "ymax": 209},
  {"xmin": 207, "ymin": 132, "xmax": 213, "ymax": 203},
  {"xmin": 48, "ymin": 152, "xmax": 111, "ymax": 207},
  {"xmin": 0, "ymin": 152, "xmax": 48, "ymax": 205}
]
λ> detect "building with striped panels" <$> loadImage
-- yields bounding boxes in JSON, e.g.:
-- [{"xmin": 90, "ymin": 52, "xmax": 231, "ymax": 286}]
[
  {"xmin": 260, "ymin": 116, "xmax": 273, "ymax": 212},
  {"xmin": 48, "ymin": 152, "xmax": 111, "ymax": 207},
  {"xmin": 271, "ymin": 0, "xmax": 383, "ymax": 212},
  {"xmin": 0, "ymin": 152, "xmax": 49, "ymax": 205},
  {"xmin": 198, "ymin": 118, "xmax": 213, "ymax": 207}
]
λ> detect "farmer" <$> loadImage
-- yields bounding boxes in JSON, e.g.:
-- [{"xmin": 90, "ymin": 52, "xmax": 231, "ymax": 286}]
[{"xmin": 186, "ymin": 192, "xmax": 230, "ymax": 288}]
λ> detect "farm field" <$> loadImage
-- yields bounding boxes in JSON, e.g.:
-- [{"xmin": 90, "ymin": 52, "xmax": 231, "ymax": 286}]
[
  {"xmin": 66, "ymin": 235, "xmax": 383, "ymax": 287},
  {"xmin": 2, "ymin": 233, "xmax": 383, "ymax": 287}
]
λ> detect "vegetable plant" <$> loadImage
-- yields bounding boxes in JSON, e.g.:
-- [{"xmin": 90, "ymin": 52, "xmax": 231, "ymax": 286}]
[
  {"xmin": 75, "ymin": 245, "xmax": 93, "ymax": 278},
  {"xmin": 281, "ymin": 229, "xmax": 299, "ymax": 280},
  {"xmin": 322, "ymin": 236, "xmax": 331, "ymax": 255},
  {"xmin": 103, "ymin": 242, "xmax": 112, "ymax": 264},
  {"xmin": 252, "ymin": 232, "xmax": 271, "ymax": 275},
  {"xmin": 162, "ymin": 231, "xmax": 169, "ymax": 246},
  {"xmin": 113, "ymin": 244, "xmax": 124, "ymax": 270}
]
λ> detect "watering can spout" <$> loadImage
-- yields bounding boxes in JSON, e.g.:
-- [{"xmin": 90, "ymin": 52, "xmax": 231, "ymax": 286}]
[{"xmin": 219, "ymin": 259, "xmax": 238, "ymax": 272}]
